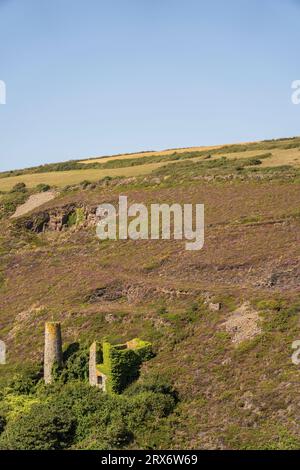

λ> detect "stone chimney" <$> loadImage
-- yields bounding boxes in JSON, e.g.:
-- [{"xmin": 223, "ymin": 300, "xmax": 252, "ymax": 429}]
[
  {"xmin": 89, "ymin": 341, "xmax": 98, "ymax": 387},
  {"xmin": 44, "ymin": 322, "xmax": 63, "ymax": 384},
  {"xmin": 0, "ymin": 340, "xmax": 6, "ymax": 365}
]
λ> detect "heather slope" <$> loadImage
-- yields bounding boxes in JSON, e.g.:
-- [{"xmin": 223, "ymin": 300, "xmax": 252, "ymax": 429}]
[{"xmin": 0, "ymin": 137, "xmax": 300, "ymax": 449}]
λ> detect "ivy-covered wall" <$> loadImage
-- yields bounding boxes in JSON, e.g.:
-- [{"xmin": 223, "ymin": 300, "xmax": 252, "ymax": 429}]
[{"xmin": 97, "ymin": 339, "xmax": 153, "ymax": 394}]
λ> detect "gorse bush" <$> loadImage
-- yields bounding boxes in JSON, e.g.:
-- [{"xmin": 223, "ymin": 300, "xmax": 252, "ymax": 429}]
[
  {"xmin": 0, "ymin": 344, "xmax": 177, "ymax": 450},
  {"xmin": 0, "ymin": 379, "xmax": 177, "ymax": 450},
  {"xmin": 35, "ymin": 183, "xmax": 51, "ymax": 192},
  {"xmin": 0, "ymin": 401, "xmax": 77, "ymax": 450},
  {"xmin": 53, "ymin": 343, "xmax": 89, "ymax": 383},
  {"xmin": 0, "ymin": 189, "xmax": 29, "ymax": 219},
  {"xmin": 10, "ymin": 182, "xmax": 27, "ymax": 193},
  {"xmin": 7, "ymin": 365, "xmax": 42, "ymax": 395}
]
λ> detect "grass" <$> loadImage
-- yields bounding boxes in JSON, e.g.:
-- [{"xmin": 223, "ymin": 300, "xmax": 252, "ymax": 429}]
[
  {"xmin": 215, "ymin": 147, "xmax": 300, "ymax": 168},
  {"xmin": 0, "ymin": 162, "xmax": 166, "ymax": 191},
  {"xmin": 79, "ymin": 144, "xmax": 223, "ymax": 164},
  {"xmin": 1, "ymin": 137, "xmax": 300, "ymax": 192}
]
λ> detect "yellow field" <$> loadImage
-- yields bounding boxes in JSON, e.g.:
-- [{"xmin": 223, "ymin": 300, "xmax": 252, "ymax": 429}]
[
  {"xmin": 80, "ymin": 142, "xmax": 300, "ymax": 169},
  {"xmin": 214, "ymin": 148, "xmax": 300, "ymax": 167},
  {"xmin": 0, "ymin": 162, "xmax": 167, "ymax": 192},
  {"xmin": 1, "ymin": 144, "xmax": 299, "ymax": 192},
  {"xmin": 79, "ymin": 144, "xmax": 224, "ymax": 164}
]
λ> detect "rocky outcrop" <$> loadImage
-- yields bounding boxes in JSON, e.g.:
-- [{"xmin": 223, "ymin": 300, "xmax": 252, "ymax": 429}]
[
  {"xmin": 86, "ymin": 281, "xmax": 191, "ymax": 304},
  {"xmin": 18, "ymin": 204, "xmax": 100, "ymax": 233}
]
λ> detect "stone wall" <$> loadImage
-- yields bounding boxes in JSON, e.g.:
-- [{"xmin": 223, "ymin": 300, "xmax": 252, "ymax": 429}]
[
  {"xmin": 89, "ymin": 341, "xmax": 98, "ymax": 387},
  {"xmin": 89, "ymin": 341, "xmax": 107, "ymax": 392}
]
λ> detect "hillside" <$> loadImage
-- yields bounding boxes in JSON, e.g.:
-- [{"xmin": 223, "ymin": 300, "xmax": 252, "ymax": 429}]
[{"xmin": 0, "ymin": 137, "xmax": 300, "ymax": 449}]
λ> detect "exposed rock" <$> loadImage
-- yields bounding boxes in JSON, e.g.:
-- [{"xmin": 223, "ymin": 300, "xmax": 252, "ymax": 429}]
[
  {"xmin": 87, "ymin": 282, "xmax": 124, "ymax": 302},
  {"xmin": 220, "ymin": 302, "xmax": 261, "ymax": 345},
  {"xmin": 208, "ymin": 302, "xmax": 222, "ymax": 312},
  {"xmin": 24, "ymin": 212, "xmax": 50, "ymax": 233},
  {"xmin": 104, "ymin": 314, "xmax": 118, "ymax": 323},
  {"xmin": 86, "ymin": 282, "xmax": 192, "ymax": 305},
  {"xmin": 18, "ymin": 204, "xmax": 101, "ymax": 233}
]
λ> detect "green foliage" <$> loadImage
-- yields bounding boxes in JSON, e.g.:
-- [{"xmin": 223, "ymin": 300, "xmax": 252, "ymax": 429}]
[
  {"xmin": 256, "ymin": 299, "xmax": 284, "ymax": 311},
  {"xmin": 7, "ymin": 365, "xmax": 42, "ymax": 395},
  {"xmin": 0, "ymin": 377, "xmax": 176, "ymax": 450},
  {"xmin": 51, "ymin": 338, "xmax": 154, "ymax": 396},
  {"xmin": 67, "ymin": 208, "xmax": 85, "ymax": 227},
  {"xmin": 125, "ymin": 373, "xmax": 178, "ymax": 402},
  {"xmin": 53, "ymin": 343, "xmax": 89, "ymax": 383},
  {"xmin": 0, "ymin": 401, "xmax": 76, "ymax": 450},
  {"xmin": 35, "ymin": 183, "xmax": 51, "ymax": 192},
  {"xmin": 80, "ymin": 180, "xmax": 92, "ymax": 189},
  {"xmin": 0, "ymin": 190, "xmax": 29, "ymax": 219},
  {"xmin": 246, "ymin": 158, "xmax": 262, "ymax": 166},
  {"xmin": 98, "ymin": 340, "xmax": 154, "ymax": 394},
  {"xmin": 10, "ymin": 182, "xmax": 27, "ymax": 193},
  {"xmin": 0, "ymin": 339, "xmax": 165, "ymax": 450},
  {"xmin": 0, "ymin": 393, "xmax": 40, "ymax": 421},
  {"xmin": 257, "ymin": 299, "xmax": 300, "ymax": 333}
]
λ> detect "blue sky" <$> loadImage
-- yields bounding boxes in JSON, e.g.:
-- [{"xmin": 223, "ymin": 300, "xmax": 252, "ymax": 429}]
[{"xmin": 0, "ymin": 0, "xmax": 299, "ymax": 171}]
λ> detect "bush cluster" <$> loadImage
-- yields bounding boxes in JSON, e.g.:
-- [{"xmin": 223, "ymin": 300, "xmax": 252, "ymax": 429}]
[{"xmin": 0, "ymin": 347, "xmax": 176, "ymax": 450}]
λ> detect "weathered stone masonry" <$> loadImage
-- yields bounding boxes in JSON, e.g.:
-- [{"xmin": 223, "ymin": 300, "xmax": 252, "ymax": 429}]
[
  {"xmin": 44, "ymin": 322, "xmax": 63, "ymax": 384},
  {"xmin": 0, "ymin": 340, "xmax": 6, "ymax": 365}
]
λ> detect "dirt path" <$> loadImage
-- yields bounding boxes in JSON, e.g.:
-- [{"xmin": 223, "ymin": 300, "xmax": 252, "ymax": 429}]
[{"xmin": 11, "ymin": 191, "xmax": 57, "ymax": 218}]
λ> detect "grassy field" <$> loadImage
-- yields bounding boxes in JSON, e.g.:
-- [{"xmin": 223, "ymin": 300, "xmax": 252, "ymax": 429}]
[
  {"xmin": 216, "ymin": 147, "xmax": 300, "ymax": 168},
  {"xmin": 0, "ymin": 161, "xmax": 166, "ymax": 191},
  {"xmin": 1, "ymin": 138, "xmax": 300, "ymax": 193},
  {"xmin": 79, "ymin": 144, "xmax": 223, "ymax": 164}
]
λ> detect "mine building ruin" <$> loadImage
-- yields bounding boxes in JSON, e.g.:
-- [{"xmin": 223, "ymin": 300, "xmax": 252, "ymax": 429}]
[{"xmin": 43, "ymin": 322, "xmax": 153, "ymax": 393}]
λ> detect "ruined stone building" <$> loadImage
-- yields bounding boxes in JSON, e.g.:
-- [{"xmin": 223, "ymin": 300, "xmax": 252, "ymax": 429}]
[
  {"xmin": 89, "ymin": 338, "xmax": 153, "ymax": 394},
  {"xmin": 43, "ymin": 322, "xmax": 153, "ymax": 393}
]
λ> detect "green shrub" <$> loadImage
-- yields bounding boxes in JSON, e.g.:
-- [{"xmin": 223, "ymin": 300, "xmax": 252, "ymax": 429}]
[
  {"xmin": 256, "ymin": 299, "xmax": 284, "ymax": 311},
  {"xmin": 125, "ymin": 373, "xmax": 178, "ymax": 401},
  {"xmin": 0, "ymin": 402, "xmax": 76, "ymax": 450},
  {"xmin": 53, "ymin": 343, "xmax": 89, "ymax": 383},
  {"xmin": 67, "ymin": 208, "xmax": 85, "ymax": 227},
  {"xmin": 7, "ymin": 365, "xmax": 42, "ymax": 395},
  {"xmin": 247, "ymin": 158, "xmax": 262, "ymax": 166},
  {"xmin": 10, "ymin": 182, "xmax": 27, "ymax": 193},
  {"xmin": 80, "ymin": 180, "xmax": 92, "ymax": 189},
  {"xmin": 0, "ymin": 379, "xmax": 176, "ymax": 450},
  {"xmin": 0, "ymin": 191, "xmax": 29, "ymax": 219},
  {"xmin": 36, "ymin": 183, "xmax": 51, "ymax": 192}
]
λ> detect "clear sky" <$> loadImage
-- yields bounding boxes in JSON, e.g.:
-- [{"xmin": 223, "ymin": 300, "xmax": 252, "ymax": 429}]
[{"xmin": 0, "ymin": 0, "xmax": 300, "ymax": 171}]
